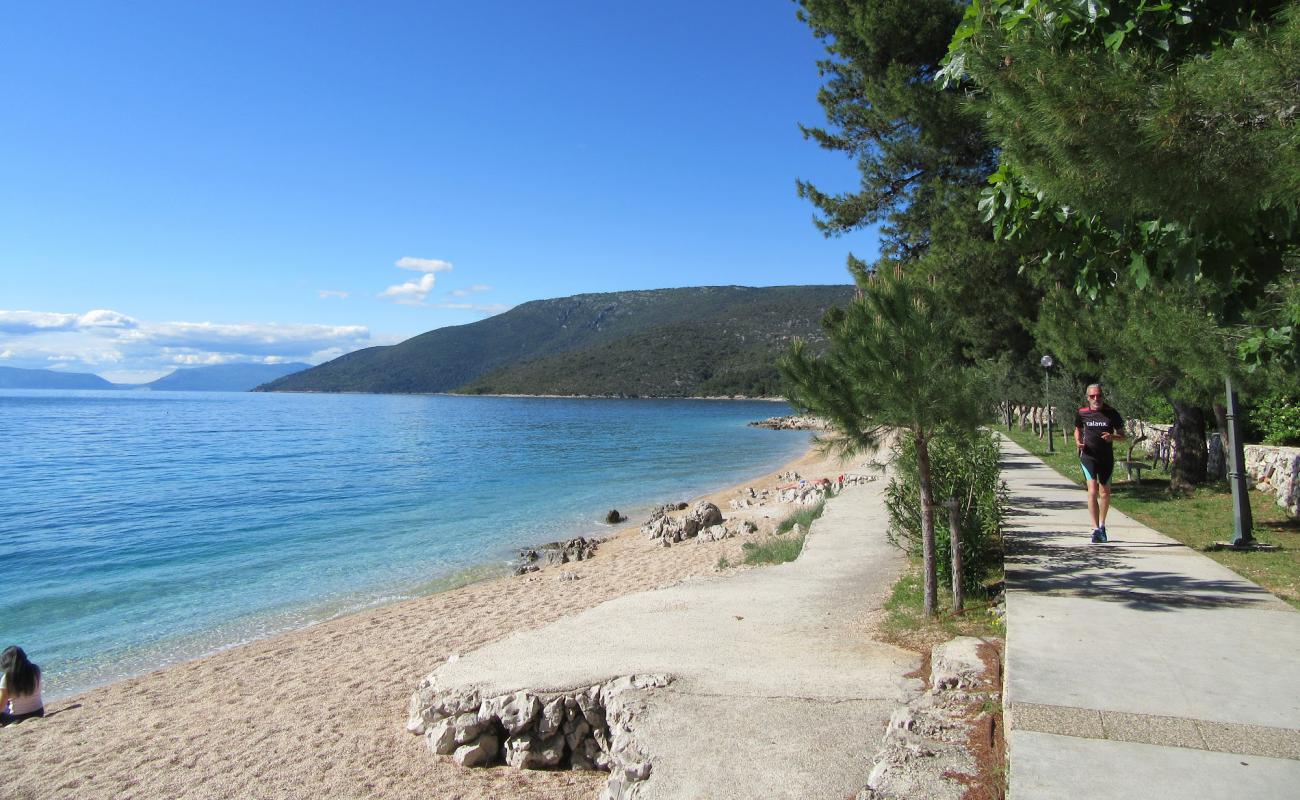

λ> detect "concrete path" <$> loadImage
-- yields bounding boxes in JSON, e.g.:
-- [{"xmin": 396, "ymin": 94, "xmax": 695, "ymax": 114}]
[
  {"xmin": 998, "ymin": 436, "xmax": 1300, "ymax": 799},
  {"xmin": 428, "ymin": 479, "xmax": 918, "ymax": 799}
]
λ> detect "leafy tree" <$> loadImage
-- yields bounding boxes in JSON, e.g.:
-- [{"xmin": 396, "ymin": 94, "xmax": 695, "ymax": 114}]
[
  {"xmin": 1034, "ymin": 283, "xmax": 1233, "ymax": 488},
  {"xmin": 940, "ymin": 0, "xmax": 1300, "ymax": 486},
  {"xmin": 941, "ymin": 0, "xmax": 1298, "ymax": 315},
  {"xmin": 780, "ymin": 273, "xmax": 989, "ymax": 616},
  {"xmin": 796, "ymin": 0, "xmax": 1041, "ymax": 365}
]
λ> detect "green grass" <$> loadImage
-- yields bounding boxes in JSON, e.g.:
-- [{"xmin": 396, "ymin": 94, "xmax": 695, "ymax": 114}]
[
  {"xmin": 775, "ymin": 500, "xmax": 826, "ymax": 535},
  {"xmin": 881, "ymin": 559, "xmax": 1005, "ymax": 651},
  {"xmin": 741, "ymin": 533, "xmax": 806, "ymax": 566},
  {"xmin": 1002, "ymin": 425, "xmax": 1300, "ymax": 608}
]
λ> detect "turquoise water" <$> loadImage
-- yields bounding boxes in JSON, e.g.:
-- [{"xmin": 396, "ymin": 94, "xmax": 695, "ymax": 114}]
[{"xmin": 0, "ymin": 391, "xmax": 808, "ymax": 699}]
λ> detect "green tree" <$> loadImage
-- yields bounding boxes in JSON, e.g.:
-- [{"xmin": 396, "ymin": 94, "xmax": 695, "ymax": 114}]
[
  {"xmin": 942, "ymin": 0, "xmax": 1298, "ymax": 314},
  {"xmin": 780, "ymin": 273, "xmax": 989, "ymax": 616},
  {"xmin": 941, "ymin": 0, "xmax": 1300, "ymax": 485},
  {"xmin": 1035, "ymin": 283, "xmax": 1233, "ymax": 488},
  {"xmin": 796, "ymin": 0, "xmax": 1041, "ymax": 365}
]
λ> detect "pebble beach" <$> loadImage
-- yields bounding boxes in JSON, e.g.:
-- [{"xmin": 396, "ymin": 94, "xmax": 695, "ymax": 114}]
[{"xmin": 2, "ymin": 445, "xmax": 864, "ymax": 800}]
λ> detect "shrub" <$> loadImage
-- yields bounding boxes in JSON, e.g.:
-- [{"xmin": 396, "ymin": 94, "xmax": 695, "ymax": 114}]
[
  {"xmin": 884, "ymin": 427, "xmax": 1007, "ymax": 593},
  {"xmin": 1253, "ymin": 393, "xmax": 1300, "ymax": 446}
]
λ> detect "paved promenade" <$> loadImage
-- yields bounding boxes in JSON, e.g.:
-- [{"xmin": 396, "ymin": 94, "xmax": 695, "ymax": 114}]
[
  {"xmin": 421, "ymin": 479, "xmax": 916, "ymax": 799},
  {"xmin": 999, "ymin": 436, "xmax": 1300, "ymax": 799}
]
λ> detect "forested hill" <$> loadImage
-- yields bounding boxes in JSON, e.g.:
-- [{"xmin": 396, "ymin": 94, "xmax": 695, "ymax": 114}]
[{"xmin": 258, "ymin": 285, "xmax": 854, "ymax": 397}]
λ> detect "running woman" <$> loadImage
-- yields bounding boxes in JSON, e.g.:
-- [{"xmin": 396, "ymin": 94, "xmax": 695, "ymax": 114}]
[{"xmin": 1073, "ymin": 384, "xmax": 1125, "ymax": 543}]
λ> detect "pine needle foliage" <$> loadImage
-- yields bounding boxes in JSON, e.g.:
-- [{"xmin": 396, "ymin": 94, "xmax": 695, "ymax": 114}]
[{"xmin": 780, "ymin": 273, "xmax": 990, "ymax": 615}]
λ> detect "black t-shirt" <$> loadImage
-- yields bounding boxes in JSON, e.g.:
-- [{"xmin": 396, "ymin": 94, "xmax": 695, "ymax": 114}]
[{"xmin": 1074, "ymin": 405, "xmax": 1124, "ymax": 458}]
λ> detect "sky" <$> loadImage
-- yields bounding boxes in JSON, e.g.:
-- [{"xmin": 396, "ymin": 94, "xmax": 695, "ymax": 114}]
[{"xmin": 1, "ymin": 1, "xmax": 878, "ymax": 383}]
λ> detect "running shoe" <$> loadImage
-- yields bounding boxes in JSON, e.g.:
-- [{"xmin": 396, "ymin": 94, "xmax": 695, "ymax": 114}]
[{"xmin": 1091, "ymin": 528, "xmax": 1105, "ymax": 543}]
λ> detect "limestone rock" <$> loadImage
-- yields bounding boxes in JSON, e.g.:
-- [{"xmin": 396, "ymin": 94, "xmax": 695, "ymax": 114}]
[
  {"xmin": 930, "ymin": 636, "xmax": 986, "ymax": 691},
  {"xmin": 452, "ymin": 711, "xmax": 489, "ymax": 744},
  {"xmin": 453, "ymin": 733, "xmax": 499, "ymax": 767},
  {"xmin": 426, "ymin": 719, "xmax": 457, "ymax": 755}
]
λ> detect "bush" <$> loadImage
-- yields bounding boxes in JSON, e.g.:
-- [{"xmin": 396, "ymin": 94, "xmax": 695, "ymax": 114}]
[
  {"xmin": 1253, "ymin": 393, "xmax": 1300, "ymax": 446},
  {"xmin": 884, "ymin": 427, "xmax": 1007, "ymax": 593}
]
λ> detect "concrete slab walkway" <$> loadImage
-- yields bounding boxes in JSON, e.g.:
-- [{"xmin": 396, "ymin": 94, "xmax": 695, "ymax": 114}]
[
  {"xmin": 999, "ymin": 435, "xmax": 1300, "ymax": 799},
  {"xmin": 420, "ymin": 479, "xmax": 918, "ymax": 799}
]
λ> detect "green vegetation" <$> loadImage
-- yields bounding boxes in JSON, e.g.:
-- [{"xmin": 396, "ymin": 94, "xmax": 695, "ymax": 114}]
[
  {"xmin": 795, "ymin": 2, "xmax": 1297, "ymax": 501},
  {"xmin": 259, "ymin": 285, "xmax": 853, "ymax": 397},
  {"xmin": 880, "ymin": 559, "xmax": 1004, "ymax": 652},
  {"xmin": 736, "ymin": 501, "xmax": 827, "ymax": 567},
  {"xmin": 775, "ymin": 500, "xmax": 826, "ymax": 536},
  {"xmin": 885, "ymin": 428, "xmax": 1007, "ymax": 593},
  {"xmin": 781, "ymin": 273, "xmax": 993, "ymax": 616},
  {"xmin": 1004, "ymin": 425, "xmax": 1300, "ymax": 609},
  {"xmin": 938, "ymin": 0, "xmax": 1300, "ymax": 489},
  {"xmin": 1253, "ymin": 393, "xmax": 1300, "ymax": 446},
  {"xmin": 741, "ymin": 534, "xmax": 806, "ymax": 567}
]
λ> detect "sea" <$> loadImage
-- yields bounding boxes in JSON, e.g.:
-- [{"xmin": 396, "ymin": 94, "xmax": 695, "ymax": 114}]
[{"xmin": 0, "ymin": 390, "xmax": 811, "ymax": 700}]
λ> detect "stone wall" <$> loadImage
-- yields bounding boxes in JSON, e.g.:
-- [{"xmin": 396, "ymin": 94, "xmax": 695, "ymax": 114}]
[
  {"xmin": 407, "ymin": 670, "xmax": 671, "ymax": 800},
  {"xmin": 1244, "ymin": 445, "xmax": 1300, "ymax": 517}
]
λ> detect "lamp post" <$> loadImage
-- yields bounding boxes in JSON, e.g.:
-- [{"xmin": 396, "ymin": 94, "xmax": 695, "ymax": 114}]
[{"xmin": 1040, "ymin": 355, "xmax": 1054, "ymax": 453}]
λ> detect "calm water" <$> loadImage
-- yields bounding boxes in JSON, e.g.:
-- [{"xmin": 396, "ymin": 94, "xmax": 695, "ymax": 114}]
[{"xmin": 0, "ymin": 391, "xmax": 808, "ymax": 699}]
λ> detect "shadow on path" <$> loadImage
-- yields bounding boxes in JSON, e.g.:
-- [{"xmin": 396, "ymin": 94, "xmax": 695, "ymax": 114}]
[{"xmin": 1006, "ymin": 533, "xmax": 1276, "ymax": 610}]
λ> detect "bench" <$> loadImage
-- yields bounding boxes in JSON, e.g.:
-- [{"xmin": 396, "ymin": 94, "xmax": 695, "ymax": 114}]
[{"xmin": 1120, "ymin": 460, "xmax": 1152, "ymax": 483}]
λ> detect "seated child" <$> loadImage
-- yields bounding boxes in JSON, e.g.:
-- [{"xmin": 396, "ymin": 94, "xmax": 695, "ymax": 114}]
[{"xmin": 0, "ymin": 645, "xmax": 44, "ymax": 725}]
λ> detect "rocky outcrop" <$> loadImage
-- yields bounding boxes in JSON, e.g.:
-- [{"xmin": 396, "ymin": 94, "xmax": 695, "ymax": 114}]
[
  {"xmin": 407, "ymin": 670, "xmax": 672, "ymax": 799},
  {"xmin": 728, "ymin": 474, "xmax": 874, "ymax": 511},
  {"xmin": 516, "ymin": 537, "xmax": 601, "ymax": 575},
  {"xmin": 748, "ymin": 415, "xmax": 829, "ymax": 430},
  {"xmin": 640, "ymin": 501, "xmax": 724, "ymax": 544},
  {"xmin": 858, "ymin": 637, "xmax": 1001, "ymax": 800},
  {"xmin": 1244, "ymin": 444, "xmax": 1300, "ymax": 517}
]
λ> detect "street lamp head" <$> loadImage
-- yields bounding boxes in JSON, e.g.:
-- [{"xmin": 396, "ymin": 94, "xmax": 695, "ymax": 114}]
[{"xmin": 1040, "ymin": 354, "xmax": 1054, "ymax": 369}]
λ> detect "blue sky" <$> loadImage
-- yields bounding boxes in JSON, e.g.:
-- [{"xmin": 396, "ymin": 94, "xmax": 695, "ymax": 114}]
[{"xmin": 1, "ymin": 1, "xmax": 877, "ymax": 382}]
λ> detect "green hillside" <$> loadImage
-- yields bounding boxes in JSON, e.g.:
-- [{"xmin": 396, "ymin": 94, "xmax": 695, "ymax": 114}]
[{"xmin": 258, "ymin": 285, "xmax": 853, "ymax": 396}]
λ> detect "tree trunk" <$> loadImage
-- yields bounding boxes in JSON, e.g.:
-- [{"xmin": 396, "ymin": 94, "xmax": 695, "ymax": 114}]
[
  {"xmin": 947, "ymin": 498, "xmax": 964, "ymax": 614},
  {"xmin": 1170, "ymin": 400, "xmax": 1208, "ymax": 492},
  {"xmin": 915, "ymin": 433, "xmax": 939, "ymax": 617},
  {"xmin": 1211, "ymin": 402, "xmax": 1232, "ymax": 481}
]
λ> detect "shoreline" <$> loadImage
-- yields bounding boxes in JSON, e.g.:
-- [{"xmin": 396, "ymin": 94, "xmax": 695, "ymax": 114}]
[
  {"xmin": 39, "ymin": 428, "xmax": 812, "ymax": 705},
  {"xmin": 254, "ymin": 389, "xmax": 793, "ymax": 402},
  {"xmin": 4, "ymin": 441, "xmax": 862, "ymax": 800}
]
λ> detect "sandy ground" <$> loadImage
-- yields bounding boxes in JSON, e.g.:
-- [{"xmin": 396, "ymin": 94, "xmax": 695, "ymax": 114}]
[{"xmin": 3, "ymin": 445, "xmax": 878, "ymax": 800}]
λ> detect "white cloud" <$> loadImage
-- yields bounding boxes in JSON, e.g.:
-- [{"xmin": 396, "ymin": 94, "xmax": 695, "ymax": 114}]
[
  {"xmin": 318, "ymin": 290, "xmax": 349, "ymax": 299},
  {"xmin": 379, "ymin": 273, "xmax": 437, "ymax": 305},
  {"xmin": 78, "ymin": 309, "xmax": 138, "ymax": 329},
  {"xmin": 136, "ymin": 320, "xmax": 371, "ymax": 356},
  {"xmin": 0, "ymin": 308, "xmax": 374, "ymax": 377},
  {"xmin": 0, "ymin": 310, "xmax": 79, "ymax": 334},
  {"xmin": 395, "ymin": 257, "xmax": 453, "ymax": 274},
  {"xmin": 0, "ymin": 309, "xmax": 138, "ymax": 335}
]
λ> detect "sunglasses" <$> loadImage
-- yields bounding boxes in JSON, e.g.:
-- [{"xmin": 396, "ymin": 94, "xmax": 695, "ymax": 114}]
[{"xmin": 1088, "ymin": 393, "xmax": 1103, "ymax": 399}]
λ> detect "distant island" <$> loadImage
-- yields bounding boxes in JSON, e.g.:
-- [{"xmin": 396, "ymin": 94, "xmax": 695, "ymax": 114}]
[
  {"xmin": 0, "ymin": 362, "xmax": 311, "ymax": 392},
  {"xmin": 258, "ymin": 285, "xmax": 855, "ymax": 397},
  {"xmin": 0, "ymin": 366, "xmax": 119, "ymax": 390},
  {"xmin": 142, "ymin": 363, "xmax": 312, "ymax": 392}
]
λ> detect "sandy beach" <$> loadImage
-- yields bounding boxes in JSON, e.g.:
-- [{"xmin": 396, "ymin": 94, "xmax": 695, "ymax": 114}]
[{"xmin": 3, "ymin": 445, "xmax": 874, "ymax": 800}]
